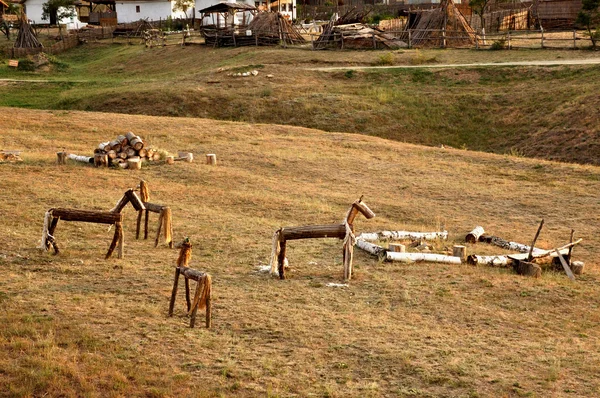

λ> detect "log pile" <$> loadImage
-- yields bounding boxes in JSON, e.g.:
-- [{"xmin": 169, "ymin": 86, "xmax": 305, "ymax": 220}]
[
  {"xmin": 94, "ymin": 132, "xmax": 160, "ymax": 169},
  {"xmin": 14, "ymin": 14, "xmax": 43, "ymax": 49},
  {"xmin": 247, "ymin": 12, "xmax": 305, "ymax": 45}
]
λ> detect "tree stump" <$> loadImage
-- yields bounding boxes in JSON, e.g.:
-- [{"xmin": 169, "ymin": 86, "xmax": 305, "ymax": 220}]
[
  {"xmin": 57, "ymin": 151, "xmax": 67, "ymax": 165},
  {"xmin": 206, "ymin": 154, "xmax": 217, "ymax": 165},
  {"xmin": 166, "ymin": 155, "xmax": 174, "ymax": 165},
  {"xmin": 388, "ymin": 243, "xmax": 406, "ymax": 253},
  {"xmin": 127, "ymin": 157, "xmax": 142, "ymax": 170},
  {"xmin": 452, "ymin": 245, "xmax": 466, "ymax": 262},
  {"xmin": 94, "ymin": 153, "xmax": 109, "ymax": 167},
  {"xmin": 465, "ymin": 226, "xmax": 484, "ymax": 243},
  {"xmin": 178, "ymin": 152, "xmax": 193, "ymax": 162}
]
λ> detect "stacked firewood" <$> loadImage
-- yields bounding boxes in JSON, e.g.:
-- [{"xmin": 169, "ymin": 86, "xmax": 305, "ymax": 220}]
[{"xmin": 95, "ymin": 132, "xmax": 161, "ymax": 168}]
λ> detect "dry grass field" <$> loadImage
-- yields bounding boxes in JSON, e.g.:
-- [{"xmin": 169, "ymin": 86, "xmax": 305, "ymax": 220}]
[{"xmin": 1, "ymin": 107, "xmax": 600, "ymax": 397}]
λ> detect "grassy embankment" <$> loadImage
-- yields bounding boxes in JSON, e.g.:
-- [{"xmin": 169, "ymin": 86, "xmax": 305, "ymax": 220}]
[
  {"xmin": 0, "ymin": 43, "xmax": 599, "ymax": 164},
  {"xmin": 1, "ymin": 108, "xmax": 600, "ymax": 397}
]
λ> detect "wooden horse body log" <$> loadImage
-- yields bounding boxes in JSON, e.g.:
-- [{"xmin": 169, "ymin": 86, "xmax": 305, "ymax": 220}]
[
  {"xmin": 39, "ymin": 188, "xmax": 144, "ymax": 259},
  {"xmin": 168, "ymin": 239, "xmax": 212, "ymax": 328},
  {"xmin": 269, "ymin": 198, "xmax": 375, "ymax": 282},
  {"xmin": 135, "ymin": 180, "xmax": 174, "ymax": 248}
]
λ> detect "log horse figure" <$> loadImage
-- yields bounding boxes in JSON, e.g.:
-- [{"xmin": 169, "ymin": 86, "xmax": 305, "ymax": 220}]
[
  {"xmin": 168, "ymin": 238, "xmax": 212, "ymax": 328},
  {"xmin": 135, "ymin": 180, "xmax": 174, "ymax": 248},
  {"xmin": 269, "ymin": 197, "xmax": 375, "ymax": 281},
  {"xmin": 39, "ymin": 188, "xmax": 146, "ymax": 259}
]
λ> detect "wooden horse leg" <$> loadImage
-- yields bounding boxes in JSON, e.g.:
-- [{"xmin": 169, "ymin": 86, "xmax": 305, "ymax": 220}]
[
  {"xmin": 185, "ymin": 277, "xmax": 191, "ymax": 312},
  {"xmin": 105, "ymin": 222, "xmax": 121, "ymax": 259},
  {"xmin": 343, "ymin": 242, "xmax": 353, "ymax": 282},
  {"xmin": 154, "ymin": 211, "xmax": 164, "ymax": 248},
  {"xmin": 189, "ymin": 280, "xmax": 203, "ymax": 328},
  {"xmin": 117, "ymin": 222, "xmax": 124, "ymax": 259},
  {"xmin": 47, "ymin": 217, "xmax": 60, "ymax": 253},
  {"xmin": 278, "ymin": 240, "xmax": 287, "ymax": 280},
  {"xmin": 205, "ymin": 284, "xmax": 212, "ymax": 329},
  {"xmin": 168, "ymin": 267, "xmax": 181, "ymax": 316},
  {"xmin": 144, "ymin": 209, "xmax": 149, "ymax": 240},
  {"xmin": 136, "ymin": 210, "xmax": 143, "ymax": 239}
]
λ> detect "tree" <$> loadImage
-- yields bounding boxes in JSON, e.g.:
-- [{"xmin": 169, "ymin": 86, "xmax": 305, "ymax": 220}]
[
  {"xmin": 577, "ymin": 0, "xmax": 600, "ymax": 48},
  {"xmin": 172, "ymin": 0, "xmax": 194, "ymax": 21},
  {"xmin": 469, "ymin": 0, "xmax": 491, "ymax": 33},
  {"xmin": 42, "ymin": 0, "xmax": 76, "ymax": 26}
]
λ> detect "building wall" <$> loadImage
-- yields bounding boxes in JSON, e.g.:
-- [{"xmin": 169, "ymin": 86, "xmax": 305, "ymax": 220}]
[
  {"xmin": 115, "ymin": 1, "xmax": 187, "ymax": 23},
  {"xmin": 25, "ymin": 0, "xmax": 87, "ymax": 28}
]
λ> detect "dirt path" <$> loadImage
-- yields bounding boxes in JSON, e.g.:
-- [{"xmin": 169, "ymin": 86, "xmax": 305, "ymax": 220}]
[{"xmin": 310, "ymin": 57, "xmax": 600, "ymax": 71}]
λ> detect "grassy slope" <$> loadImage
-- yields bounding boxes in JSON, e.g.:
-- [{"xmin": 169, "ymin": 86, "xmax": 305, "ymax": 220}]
[
  {"xmin": 1, "ymin": 108, "xmax": 600, "ymax": 397},
  {"xmin": 1, "ymin": 44, "xmax": 600, "ymax": 164}
]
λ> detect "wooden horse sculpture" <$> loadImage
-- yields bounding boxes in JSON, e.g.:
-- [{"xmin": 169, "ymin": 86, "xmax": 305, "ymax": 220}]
[
  {"xmin": 168, "ymin": 238, "xmax": 212, "ymax": 328},
  {"xmin": 135, "ymin": 180, "xmax": 174, "ymax": 248},
  {"xmin": 39, "ymin": 188, "xmax": 145, "ymax": 259},
  {"xmin": 269, "ymin": 197, "xmax": 375, "ymax": 281}
]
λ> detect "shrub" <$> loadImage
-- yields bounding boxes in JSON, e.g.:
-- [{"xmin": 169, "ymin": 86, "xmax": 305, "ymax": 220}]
[
  {"xmin": 489, "ymin": 38, "xmax": 506, "ymax": 51},
  {"xmin": 374, "ymin": 52, "xmax": 394, "ymax": 66}
]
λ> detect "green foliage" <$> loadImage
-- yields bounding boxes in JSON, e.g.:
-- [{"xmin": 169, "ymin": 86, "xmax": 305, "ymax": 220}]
[
  {"xmin": 469, "ymin": 0, "xmax": 490, "ymax": 31},
  {"xmin": 163, "ymin": 16, "xmax": 185, "ymax": 32},
  {"xmin": 172, "ymin": 0, "xmax": 194, "ymax": 17},
  {"xmin": 42, "ymin": 0, "xmax": 76, "ymax": 23},
  {"xmin": 374, "ymin": 52, "xmax": 394, "ymax": 66},
  {"xmin": 577, "ymin": 0, "xmax": 600, "ymax": 47},
  {"xmin": 344, "ymin": 69, "xmax": 355, "ymax": 79},
  {"xmin": 16, "ymin": 59, "xmax": 35, "ymax": 71},
  {"xmin": 489, "ymin": 38, "xmax": 506, "ymax": 51},
  {"xmin": 365, "ymin": 12, "xmax": 396, "ymax": 25}
]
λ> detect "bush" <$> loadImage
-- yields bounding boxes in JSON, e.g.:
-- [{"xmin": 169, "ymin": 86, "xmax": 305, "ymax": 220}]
[
  {"xmin": 489, "ymin": 38, "xmax": 506, "ymax": 51},
  {"xmin": 374, "ymin": 52, "xmax": 394, "ymax": 66},
  {"xmin": 16, "ymin": 59, "xmax": 35, "ymax": 71}
]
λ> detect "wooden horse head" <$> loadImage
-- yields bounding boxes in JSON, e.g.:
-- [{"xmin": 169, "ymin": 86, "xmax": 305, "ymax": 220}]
[{"xmin": 345, "ymin": 196, "xmax": 376, "ymax": 227}]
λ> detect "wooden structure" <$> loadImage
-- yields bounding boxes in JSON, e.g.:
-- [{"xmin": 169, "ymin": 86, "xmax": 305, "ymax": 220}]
[
  {"xmin": 14, "ymin": 13, "xmax": 43, "ymax": 49},
  {"xmin": 168, "ymin": 239, "xmax": 212, "ymax": 328},
  {"xmin": 39, "ymin": 188, "xmax": 145, "ymax": 259},
  {"xmin": 135, "ymin": 180, "xmax": 173, "ymax": 248},
  {"xmin": 269, "ymin": 198, "xmax": 375, "ymax": 281}
]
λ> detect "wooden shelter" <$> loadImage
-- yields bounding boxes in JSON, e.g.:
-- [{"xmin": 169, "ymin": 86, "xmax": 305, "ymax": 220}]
[{"xmin": 402, "ymin": 0, "xmax": 476, "ymax": 48}]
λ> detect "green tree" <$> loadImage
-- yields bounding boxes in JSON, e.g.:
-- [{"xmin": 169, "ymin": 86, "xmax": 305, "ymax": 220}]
[
  {"xmin": 42, "ymin": 0, "xmax": 76, "ymax": 26},
  {"xmin": 469, "ymin": 0, "xmax": 491, "ymax": 33},
  {"xmin": 577, "ymin": 0, "xmax": 600, "ymax": 48}
]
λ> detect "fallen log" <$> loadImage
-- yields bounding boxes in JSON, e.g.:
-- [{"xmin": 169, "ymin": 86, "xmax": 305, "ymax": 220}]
[
  {"xmin": 50, "ymin": 208, "xmax": 123, "ymax": 224},
  {"xmin": 467, "ymin": 239, "xmax": 583, "ymax": 266},
  {"xmin": 281, "ymin": 224, "xmax": 346, "ymax": 240},
  {"xmin": 67, "ymin": 154, "xmax": 94, "ymax": 164},
  {"xmin": 358, "ymin": 230, "xmax": 448, "ymax": 242},
  {"xmin": 479, "ymin": 234, "xmax": 543, "ymax": 254},
  {"xmin": 355, "ymin": 239, "xmax": 387, "ymax": 258},
  {"xmin": 386, "ymin": 251, "xmax": 462, "ymax": 264},
  {"xmin": 465, "ymin": 226, "xmax": 484, "ymax": 243}
]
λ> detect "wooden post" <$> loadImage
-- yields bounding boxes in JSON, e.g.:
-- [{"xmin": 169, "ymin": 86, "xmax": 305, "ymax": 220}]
[
  {"xmin": 408, "ymin": 30, "xmax": 412, "ymax": 49},
  {"xmin": 465, "ymin": 226, "xmax": 484, "ymax": 243},
  {"xmin": 205, "ymin": 288, "xmax": 212, "ymax": 328},
  {"xmin": 527, "ymin": 219, "xmax": 544, "ymax": 262},
  {"xmin": 372, "ymin": 33, "xmax": 376, "ymax": 49},
  {"xmin": 57, "ymin": 151, "xmax": 67, "ymax": 165},
  {"xmin": 278, "ymin": 239, "xmax": 287, "ymax": 279},
  {"xmin": 388, "ymin": 243, "xmax": 406, "ymax": 252},
  {"xmin": 189, "ymin": 281, "xmax": 203, "ymax": 328},
  {"xmin": 453, "ymin": 245, "xmax": 466, "ymax": 262},
  {"xmin": 206, "ymin": 154, "xmax": 217, "ymax": 165},
  {"xmin": 343, "ymin": 241, "xmax": 353, "ymax": 281},
  {"xmin": 166, "ymin": 155, "xmax": 174, "ymax": 164},
  {"xmin": 168, "ymin": 267, "xmax": 181, "ymax": 316},
  {"xmin": 507, "ymin": 30, "xmax": 511, "ymax": 50},
  {"xmin": 573, "ymin": 29, "xmax": 577, "ymax": 49},
  {"xmin": 185, "ymin": 277, "xmax": 191, "ymax": 311},
  {"xmin": 127, "ymin": 157, "xmax": 142, "ymax": 170},
  {"xmin": 117, "ymin": 222, "xmax": 124, "ymax": 259},
  {"xmin": 540, "ymin": 27, "xmax": 544, "ymax": 48},
  {"xmin": 106, "ymin": 222, "xmax": 121, "ymax": 259},
  {"xmin": 340, "ymin": 31, "xmax": 344, "ymax": 49},
  {"xmin": 144, "ymin": 209, "xmax": 149, "ymax": 239},
  {"xmin": 155, "ymin": 211, "xmax": 164, "ymax": 247},
  {"xmin": 136, "ymin": 210, "xmax": 143, "ymax": 239}
]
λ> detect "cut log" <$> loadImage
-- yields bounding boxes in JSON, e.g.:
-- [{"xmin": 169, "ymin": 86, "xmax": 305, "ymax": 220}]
[
  {"xmin": 127, "ymin": 157, "xmax": 142, "ymax": 170},
  {"xmin": 50, "ymin": 208, "xmax": 123, "ymax": 224},
  {"xmin": 281, "ymin": 224, "xmax": 346, "ymax": 240},
  {"xmin": 152, "ymin": 152, "xmax": 161, "ymax": 161},
  {"xmin": 206, "ymin": 154, "xmax": 217, "ymax": 165},
  {"xmin": 512, "ymin": 260, "xmax": 541, "ymax": 277},
  {"xmin": 98, "ymin": 142, "xmax": 111, "ymax": 152},
  {"xmin": 107, "ymin": 150, "xmax": 117, "ymax": 159},
  {"xmin": 138, "ymin": 148, "xmax": 148, "ymax": 158},
  {"xmin": 468, "ymin": 239, "xmax": 582, "ymax": 266},
  {"xmin": 118, "ymin": 151, "xmax": 128, "ymax": 159},
  {"xmin": 125, "ymin": 132, "xmax": 137, "ymax": 142},
  {"xmin": 178, "ymin": 152, "xmax": 193, "ymax": 162},
  {"xmin": 355, "ymin": 239, "xmax": 387, "ymax": 258},
  {"xmin": 466, "ymin": 254, "xmax": 510, "ymax": 266},
  {"xmin": 56, "ymin": 151, "xmax": 67, "ymax": 165},
  {"xmin": 144, "ymin": 202, "xmax": 165, "ymax": 213},
  {"xmin": 358, "ymin": 230, "xmax": 448, "ymax": 242},
  {"xmin": 130, "ymin": 137, "xmax": 144, "ymax": 151},
  {"xmin": 94, "ymin": 153, "xmax": 108, "ymax": 167},
  {"xmin": 453, "ymin": 245, "xmax": 466, "ymax": 262},
  {"xmin": 479, "ymin": 234, "xmax": 543, "ymax": 254},
  {"xmin": 109, "ymin": 140, "xmax": 121, "ymax": 151},
  {"xmin": 386, "ymin": 252, "xmax": 462, "ymax": 264},
  {"xmin": 126, "ymin": 147, "xmax": 137, "ymax": 158},
  {"xmin": 117, "ymin": 135, "xmax": 128, "ymax": 147},
  {"xmin": 166, "ymin": 155, "xmax": 174, "ymax": 164},
  {"xmin": 571, "ymin": 261, "xmax": 584, "ymax": 275},
  {"xmin": 389, "ymin": 243, "xmax": 406, "ymax": 253},
  {"xmin": 67, "ymin": 154, "xmax": 94, "ymax": 164},
  {"xmin": 465, "ymin": 226, "xmax": 484, "ymax": 243}
]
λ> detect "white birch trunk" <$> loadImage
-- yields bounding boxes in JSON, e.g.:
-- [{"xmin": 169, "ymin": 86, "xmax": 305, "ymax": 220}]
[
  {"xmin": 357, "ymin": 230, "xmax": 448, "ymax": 242},
  {"xmin": 67, "ymin": 154, "xmax": 93, "ymax": 164},
  {"xmin": 355, "ymin": 239, "xmax": 386, "ymax": 257},
  {"xmin": 386, "ymin": 252, "xmax": 462, "ymax": 264}
]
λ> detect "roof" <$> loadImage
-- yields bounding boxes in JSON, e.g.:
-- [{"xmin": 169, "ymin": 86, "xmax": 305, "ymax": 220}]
[
  {"xmin": 198, "ymin": 2, "xmax": 257, "ymax": 14},
  {"xmin": 0, "ymin": 0, "xmax": 9, "ymax": 7}
]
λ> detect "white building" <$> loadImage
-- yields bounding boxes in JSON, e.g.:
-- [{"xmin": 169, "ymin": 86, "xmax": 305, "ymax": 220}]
[
  {"xmin": 114, "ymin": 0, "xmax": 189, "ymax": 23},
  {"xmin": 23, "ymin": 0, "xmax": 87, "ymax": 28}
]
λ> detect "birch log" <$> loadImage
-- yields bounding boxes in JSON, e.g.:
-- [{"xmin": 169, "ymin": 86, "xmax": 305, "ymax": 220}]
[
  {"xmin": 479, "ymin": 235, "xmax": 543, "ymax": 254},
  {"xmin": 357, "ymin": 230, "xmax": 448, "ymax": 242},
  {"xmin": 56, "ymin": 151, "xmax": 67, "ymax": 165},
  {"xmin": 386, "ymin": 252, "xmax": 462, "ymax": 264},
  {"xmin": 67, "ymin": 154, "xmax": 94, "ymax": 164},
  {"xmin": 465, "ymin": 226, "xmax": 484, "ymax": 243},
  {"xmin": 467, "ymin": 240, "xmax": 582, "ymax": 266},
  {"xmin": 355, "ymin": 239, "xmax": 387, "ymax": 258}
]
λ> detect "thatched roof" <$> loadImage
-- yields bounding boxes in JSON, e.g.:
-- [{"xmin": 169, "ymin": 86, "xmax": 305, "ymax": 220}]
[{"xmin": 199, "ymin": 2, "xmax": 256, "ymax": 14}]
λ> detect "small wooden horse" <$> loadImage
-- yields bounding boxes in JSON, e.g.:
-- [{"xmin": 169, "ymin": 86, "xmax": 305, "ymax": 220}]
[
  {"xmin": 270, "ymin": 197, "xmax": 375, "ymax": 281},
  {"xmin": 168, "ymin": 238, "xmax": 212, "ymax": 328}
]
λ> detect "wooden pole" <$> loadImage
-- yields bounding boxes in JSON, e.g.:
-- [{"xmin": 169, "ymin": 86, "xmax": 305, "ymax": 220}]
[
  {"xmin": 205, "ymin": 287, "xmax": 212, "ymax": 328},
  {"xmin": 527, "ymin": 219, "xmax": 544, "ymax": 262},
  {"xmin": 117, "ymin": 222, "xmax": 124, "ymax": 259},
  {"xmin": 278, "ymin": 239, "xmax": 287, "ymax": 279},
  {"xmin": 144, "ymin": 209, "xmax": 149, "ymax": 239},
  {"xmin": 106, "ymin": 222, "xmax": 121, "ymax": 259},
  {"xmin": 453, "ymin": 245, "xmax": 466, "ymax": 262},
  {"xmin": 206, "ymin": 154, "xmax": 217, "ymax": 165},
  {"xmin": 555, "ymin": 249, "xmax": 575, "ymax": 281},
  {"xmin": 185, "ymin": 277, "xmax": 191, "ymax": 311},
  {"xmin": 189, "ymin": 281, "xmax": 203, "ymax": 328},
  {"xmin": 168, "ymin": 267, "xmax": 181, "ymax": 316},
  {"xmin": 57, "ymin": 151, "xmax": 67, "ymax": 165},
  {"xmin": 155, "ymin": 211, "xmax": 164, "ymax": 247},
  {"xmin": 567, "ymin": 229, "xmax": 575, "ymax": 265},
  {"xmin": 136, "ymin": 210, "xmax": 143, "ymax": 239}
]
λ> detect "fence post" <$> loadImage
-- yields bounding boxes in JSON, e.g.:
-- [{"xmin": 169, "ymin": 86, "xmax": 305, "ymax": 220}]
[
  {"xmin": 372, "ymin": 33, "xmax": 376, "ymax": 49},
  {"xmin": 255, "ymin": 31, "xmax": 258, "ymax": 46},
  {"xmin": 341, "ymin": 31, "xmax": 344, "ymax": 50},
  {"xmin": 540, "ymin": 27, "xmax": 544, "ymax": 48},
  {"xmin": 507, "ymin": 30, "xmax": 511, "ymax": 50},
  {"xmin": 442, "ymin": 27, "xmax": 446, "ymax": 48},
  {"xmin": 475, "ymin": 32, "xmax": 479, "ymax": 49},
  {"xmin": 408, "ymin": 30, "xmax": 411, "ymax": 49},
  {"xmin": 573, "ymin": 29, "xmax": 576, "ymax": 49}
]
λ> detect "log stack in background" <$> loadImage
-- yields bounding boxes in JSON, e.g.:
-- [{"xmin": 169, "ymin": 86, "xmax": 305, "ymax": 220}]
[{"xmin": 94, "ymin": 132, "xmax": 162, "ymax": 169}]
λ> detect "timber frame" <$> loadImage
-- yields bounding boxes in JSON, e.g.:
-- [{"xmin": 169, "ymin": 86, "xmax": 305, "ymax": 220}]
[{"xmin": 270, "ymin": 197, "xmax": 375, "ymax": 282}]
